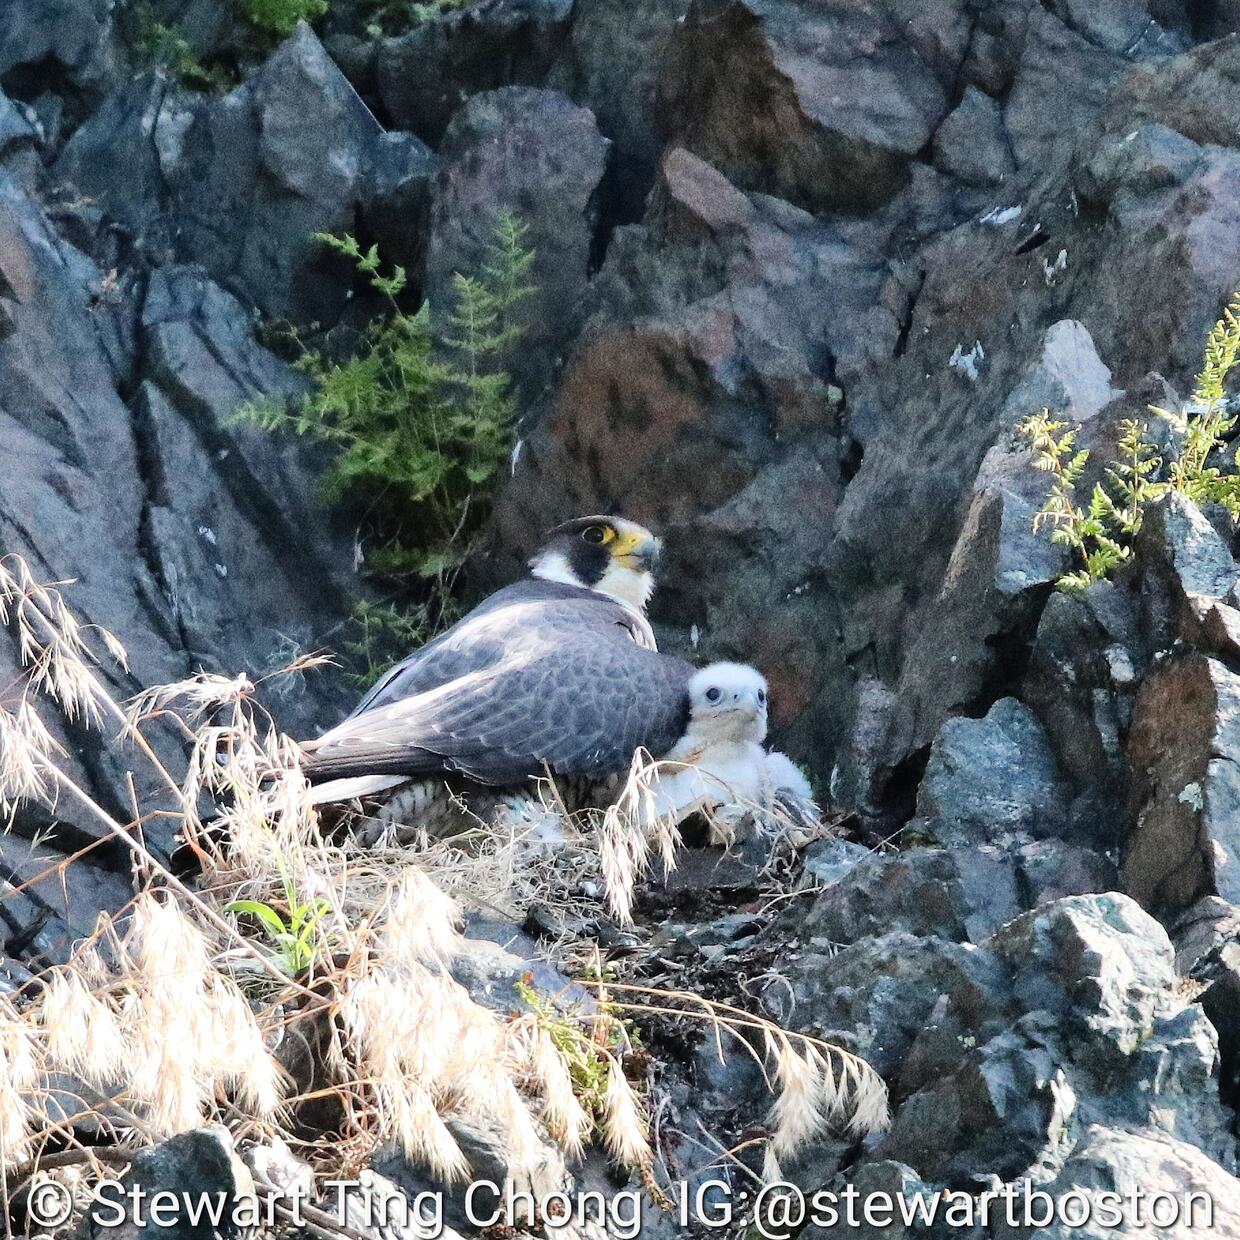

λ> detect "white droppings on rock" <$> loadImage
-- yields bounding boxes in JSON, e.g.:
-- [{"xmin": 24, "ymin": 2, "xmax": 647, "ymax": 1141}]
[
  {"xmin": 981, "ymin": 204, "xmax": 1022, "ymax": 226},
  {"xmin": 949, "ymin": 340, "xmax": 985, "ymax": 381}
]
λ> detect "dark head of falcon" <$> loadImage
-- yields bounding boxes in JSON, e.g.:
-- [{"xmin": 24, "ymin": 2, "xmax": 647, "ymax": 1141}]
[
  {"xmin": 526, "ymin": 515, "xmax": 661, "ymax": 610},
  {"xmin": 300, "ymin": 515, "xmax": 692, "ymax": 803}
]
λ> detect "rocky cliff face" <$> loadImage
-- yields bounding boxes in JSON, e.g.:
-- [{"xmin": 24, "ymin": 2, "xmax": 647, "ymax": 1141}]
[{"xmin": 7, "ymin": 0, "xmax": 1240, "ymax": 1233}]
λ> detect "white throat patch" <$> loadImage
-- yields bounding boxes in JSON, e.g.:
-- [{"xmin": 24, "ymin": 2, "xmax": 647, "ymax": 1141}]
[
  {"xmin": 593, "ymin": 558, "xmax": 655, "ymax": 611},
  {"xmin": 530, "ymin": 551, "xmax": 655, "ymax": 612}
]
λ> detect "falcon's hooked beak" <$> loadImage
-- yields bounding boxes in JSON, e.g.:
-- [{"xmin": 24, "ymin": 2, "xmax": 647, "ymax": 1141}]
[
  {"xmin": 611, "ymin": 527, "xmax": 661, "ymax": 574},
  {"xmin": 530, "ymin": 515, "xmax": 663, "ymax": 611}
]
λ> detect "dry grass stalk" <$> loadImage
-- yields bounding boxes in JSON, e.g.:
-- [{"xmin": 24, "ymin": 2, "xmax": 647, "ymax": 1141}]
[{"xmin": 0, "ymin": 553, "xmax": 887, "ymax": 1211}]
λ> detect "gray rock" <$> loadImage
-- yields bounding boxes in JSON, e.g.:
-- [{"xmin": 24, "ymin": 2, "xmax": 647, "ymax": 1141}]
[
  {"xmin": 361, "ymin": 131, "xmax": 438, "ymax": 275},
  {"xmin": 1079, "ymin": 122, "xmax": 1204, "ymax": 205},
  {"xmin": 1044, "ymin": 0, "xmax": 1186, "ymax": 56},
  {"xmin": 0, "ymin": 165, "xmax": 355, "ymax": 873},
  {"xmin": 884, "ymin": 320, "xmax": 1120, "ymax": 765},
  {"xmin": 1173, "ymin": 895, "xmax": 1240, "ymax": 973},
  {"xmin": 331, "ymin": 1166, "xmax": 471, "ymax": 1240},
  {"xmin": 0, "ymin": 0, "xmax": 123, "ymax": 108},
  {"xmin": 1192, "ymin": 938, "xmax": 1240, "ymax": 1107},
  {"xmin": 548, "ymin": 0, "xmax": 690, "ymax": 216},
  {"xmin": 375, "ymin": 0, "xmax": 574, "ymax": 141},
  {"xmin": 1016, "ymin": 839, "xmax": 1116, "ymax": 908},
  {"xmin": 801, "ymin": 838, "xmax": 871, "ymax": 886},
  {"xmin": 0, "ymin": 169, "xmax": 186, "ymax": 850},
  {"xmin": 991, "ymin": 894, "xmax": 1175, "ymax": 1063},
  {"xmin": 1123, "ymin": 655, "xmax": 1240, "ymax": 916},
  {"xmin": 53, "ymin": 74, "xmax": 171, "ymax": 247},
  {"xmin": 1104, "ymin": 34, "xmax": 1240, "ymax": 151},
  {"xmin": 135, "ymin": 266, "xmax": 356, "ymax": 731},
  {"xmin": 425, "ymin": 86, "xmax": 610, "ymax": 399},
  {"xmin": 993, "ymin": 1125, "xmax": 1240, "ymax": 1239},
  {"xmin": 800, "ymin": 1160, "xmax": 931, "ymax": 1240},
  {"xmin": 93, "ymin": 1126, "xmax": 256, "ymax": 1239},
  {"xmin": 932, "ymin": 86, "xmax": 1015, "ymax": 188},
  {"xmin": 878, "ymin": 894, "xmax": 1237, "ymax": 1184},
  {"xmin": 803, "ymin": 847, "xmax": 1023, "ymax": 947},
  {"xmin": 1023, "ymin": 581, "xmax": 1142, "ymax": 810},
  {"xmin": 803, "ymin": 842, "xmax": 1113, "ymax": 951},
  {"xmin": 186, "ymin": 24, "xmax": 382, "ymax": 322},
  {"xmin": 917, "ymin": 700, "xmax": 1071, "ymax": 847},
  {"xmin": 0, "ymin": 835, "xmax": 134, "ymax": 966},
  {"xmin": 1135, "ymin": 493, "xmax": 1240, "ymax": 650},
  {"xmin": 0, "ymin": 88, "xmax": 35, "ymax": 155},
  {"xmin": 1002, "ymin": 7, "xmax": 1130, "ymax": 180},
  {"xmin": 55, "ymin": 26, "xmax": 385, "ymax": 324},
  {"xmin": 759, "ymin": 931, "xmax": 1010, "ymax": 1078},
  {"xmin": 453, "ymin": 916, "xmax": 592, "ymax": 1014},
  {"xmin": 660, "ymin": 0, "xmax": 966, "ymax": 213}
]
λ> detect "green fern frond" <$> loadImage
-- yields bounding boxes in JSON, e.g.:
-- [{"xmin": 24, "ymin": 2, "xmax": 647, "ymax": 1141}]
[
  {"xmin": 1022, "ymin": 295, "xmax": 1240, "ymax": 588},
  {"xmin": 240, "ymin": 0, "xmax": 327, "ymax": 35},
  {"xmin": 236, "ymin": 217, "xmax": 536, "ymax": 680}
]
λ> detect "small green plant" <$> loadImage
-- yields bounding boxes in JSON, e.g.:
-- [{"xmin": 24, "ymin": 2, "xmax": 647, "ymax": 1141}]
[
  {"xmin": 226, "ymin": 857, "xmax": 331, "ymax": 976},
  {"xmin": 341, "ymin": 599, "xmax": 444, "ymax": 690},
  {"xmin": 126, "ymin": 2, "xmax": 233, "ymax": 90},
  {"xmin": 238, "ymin": 214, "xmax": 534, "ymax": 653},
  {"xmin": 240, "ymin": 0, "xmax": 328, "ymax": 35},
  {"xmin": 1022, "ymin": 296, "xmax": 1240, "ymax": 589},
  {"xmin": 513, "ymin": 968, "xmax": 663, "ymax": 1182},
  {"xmin": 357, "ymin": 0, "xmax": 474, "ymax": 34}
]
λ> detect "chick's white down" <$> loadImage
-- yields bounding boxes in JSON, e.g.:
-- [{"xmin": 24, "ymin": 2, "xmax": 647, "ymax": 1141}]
[{"xmin": 646, "ymin": 662, "xmax": 813, "ymax": 826}]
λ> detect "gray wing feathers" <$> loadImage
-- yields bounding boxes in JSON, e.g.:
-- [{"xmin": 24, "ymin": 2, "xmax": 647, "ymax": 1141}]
[{"xmin": 302, "ymin": 582, "xmax": 691, "ymax": 787}]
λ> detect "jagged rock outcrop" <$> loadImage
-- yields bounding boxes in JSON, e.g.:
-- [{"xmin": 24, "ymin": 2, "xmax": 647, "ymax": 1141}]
[
  {"xmin": 9, "ymin": 0, "xmax": 1240, "ymax": 1233},
  {"xmin": 0, "ymin": 58, "xmax": 359, "ymax": 945},
  {"xmin": 54, "ymin": 25, "xmax": 389, "ymax": 323},
  {"xmin": 374, "ymin": 0, "xmax": 574, "ymax": 141},
  {"xmin": 425, "ymin": 85, "xmax": 610, "ymax": 397},
  {"xmin": 783, "ymin": 894, "xmax": 1236, "ymax": 1232}
]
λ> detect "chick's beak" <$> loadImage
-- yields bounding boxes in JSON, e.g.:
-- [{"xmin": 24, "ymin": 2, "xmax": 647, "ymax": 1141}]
[{"xmin": 728, "ymin": 689, "xmax": 763, "ymax": 712}]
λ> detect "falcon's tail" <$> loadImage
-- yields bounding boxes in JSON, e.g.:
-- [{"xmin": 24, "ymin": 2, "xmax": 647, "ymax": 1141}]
[{"xmin": 305, "ymin": 773, "xmax": 409, "ymax": 806}]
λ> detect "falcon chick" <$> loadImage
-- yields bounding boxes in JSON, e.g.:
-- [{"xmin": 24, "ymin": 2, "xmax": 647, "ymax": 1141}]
[{"xmin": 643, "ymin": 662, "xmax": 815, "ymax": 835}]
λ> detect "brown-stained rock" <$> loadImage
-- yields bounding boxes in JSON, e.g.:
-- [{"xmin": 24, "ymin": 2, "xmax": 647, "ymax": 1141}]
[
  {"xmin": 659, "ymin": 0, "xmax": 966, "ymax": 213},
  {"xmin": 1123, "ymin": 655, "xmax": 1240, "ymax": 916}
]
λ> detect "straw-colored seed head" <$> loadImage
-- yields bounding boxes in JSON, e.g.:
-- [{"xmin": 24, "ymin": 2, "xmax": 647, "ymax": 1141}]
[
  {"xmin": 381, "ymin": 867, "xmax": 462, "ymax": 969},
  {"xmin": 204, "ymin": 976, "xmax": 285, "ymax": 1116},
  {"xmin": 768, "ymin": 1037, "xmax": 827, "ymax": 1161},
  {"xmin": 519, "ymin": 1024, "xmax": 590, "ymax": 1159},
  {"xmin": 385, "ymin": 1084, "xmax": 471, "ymax": 1183},
  {"xmin": 602, "ymin": 1060, "xmax": 651, "ymax": 1169},
  {"xmin": 40, "ymin": 973, "xmax": 127, "ymax": 1087},
  {"xmin": 126, "ymin": 893, "xmax": 211, "ymax": 986},
  {"xmin": 0, "ymin": 698, "xmax": 63, "ymax": 811}
]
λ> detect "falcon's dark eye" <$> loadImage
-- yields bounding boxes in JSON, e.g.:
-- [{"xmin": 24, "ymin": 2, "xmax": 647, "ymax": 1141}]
[
  {"xmin": 582, "ymin": 525, "xmax": 608, "ymax": 545},
  {"xmin": 705, "ymin": 687, "xmax": 722, "ymax": 703},
  {"xmin": 758, "ymin": 689, "xmax": 767, "ymax": 705}
]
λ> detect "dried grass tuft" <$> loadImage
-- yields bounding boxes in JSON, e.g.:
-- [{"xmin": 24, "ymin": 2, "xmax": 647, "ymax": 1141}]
[{"xmin": 0, "ymin": 553, "xmax": 887, "ymax": 1213}]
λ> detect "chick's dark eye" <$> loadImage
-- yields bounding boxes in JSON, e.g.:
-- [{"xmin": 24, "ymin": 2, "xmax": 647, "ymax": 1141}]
[
  {"xmin": 758, "ymin": 690, "xmax": 767, "ymax": 704},
  {"xmin": 582, "ymin": 525, "xmax": 607, "ymax": 544},
  {"xmin": 705, "ymin": 687, "xmax": 722, "ymax": 702}
]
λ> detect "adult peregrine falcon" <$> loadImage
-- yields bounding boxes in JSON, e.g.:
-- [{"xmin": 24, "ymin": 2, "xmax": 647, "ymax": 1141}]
[{"xmin": 301, "ymin": 516, "xmax": 693, "ymax": 801}]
